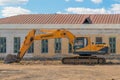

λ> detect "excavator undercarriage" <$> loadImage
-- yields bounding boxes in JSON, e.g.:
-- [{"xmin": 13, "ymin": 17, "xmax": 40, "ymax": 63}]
[{"xmin": 62, "ymin": 56, "xmax": 106, "ymax": 64}]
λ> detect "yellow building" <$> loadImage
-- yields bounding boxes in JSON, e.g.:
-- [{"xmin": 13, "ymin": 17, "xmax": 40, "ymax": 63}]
[{"xmin": 0, "ymin": 14, "xmax": 120, "ymax": 58}]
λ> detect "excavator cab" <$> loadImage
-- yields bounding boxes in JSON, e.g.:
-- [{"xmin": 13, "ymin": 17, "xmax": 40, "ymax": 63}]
[
  {"xmin": 73, "ymin": 37, "xmax": 109, "ymax": 56},
  {"xmin": 74, "ymin": 37, "xmax": 88, "ymax": 49},
  {"xmin": 73, "ymin": 37, "xmax": 92, "ymax": 56}
]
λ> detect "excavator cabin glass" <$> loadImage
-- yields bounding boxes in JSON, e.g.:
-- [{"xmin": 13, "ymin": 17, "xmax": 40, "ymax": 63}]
[{"xmin": 74, "ymin": 37, "xmax": 88, "ymax": 50}]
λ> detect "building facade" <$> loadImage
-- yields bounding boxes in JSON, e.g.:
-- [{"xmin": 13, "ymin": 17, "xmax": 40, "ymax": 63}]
[{"xmin": 0, "ymin": 14, "xmax": 120, "ymax": 58}]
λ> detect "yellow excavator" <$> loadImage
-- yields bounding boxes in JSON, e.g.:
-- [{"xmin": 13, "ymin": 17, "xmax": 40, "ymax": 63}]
[{"xmin": 4, "ymin": 29, "xmax": 109, "ymax": 64}]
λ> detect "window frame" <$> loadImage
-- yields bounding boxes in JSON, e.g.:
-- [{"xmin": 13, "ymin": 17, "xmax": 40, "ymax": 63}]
[
  {"xmin": 27, "ymin": 43, "xmax": 34, "ymax": 53},
  {"xmin": 109, "ymin": 37, "xmax": 116, "ymax": 53},
  {"xmin": 41, "ymin": 39, "xmax": 48, "ymax": 53},
  {"xmin": 68, "ymin": 43, "xmax": 72, "ymax": 53},
  {"xmin": 14, "ymin": 37, "xmax": 20, "ymax": 53},
  {"xmin": 55, "ymin": 38, "xmax": 61, "ymax": 53},
  {"xmin": 0, "ymin": 37, "xmax": 6, "ymax": 53},
  {"xmin": 96, "ymin": 37, "xmax": 102, "ymax": 44}
]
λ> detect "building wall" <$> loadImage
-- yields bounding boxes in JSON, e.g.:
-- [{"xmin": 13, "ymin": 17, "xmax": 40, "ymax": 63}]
[
  {"xmin": 0, "ymin": 24, "xmax": 120, "ymax": 58},
  {"xmin": 0, "ymin": 29, "xmax": 33, "ymax": 58}
]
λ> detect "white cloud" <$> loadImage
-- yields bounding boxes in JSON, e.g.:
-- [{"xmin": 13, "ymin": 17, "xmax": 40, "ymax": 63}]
[
  {"xmin": 114, "ymin": 0, "xmax": 120, "ymax": 2},
  {"xmin": 91, "ymin": 0, "xmax": 102, "ymax": 4},
  {"xmin": 66, "ymin": 7, "xmax": 108, "ymax": 14},
  {"xmin": 56, "ymin": 11, "xmax": 62, "ymax": 14},
  {"xmin": 111, "ymin": 4, "xmax": 120, "ymax": 13},
  {"xmin": 65, "ymin": 0, "xmax": 70, "ymax": 2},
  {"xmin": 0, "ymin": 0, "xmax": 28, "ymax": 6},
  {"xmin": 75, "ymin": 0, "xmax": 83, "ymax": 2},
  {"xmin": 2, "ymin": 7, "xmax": 31, "ymax": 17},
  {"xmin": 59, "ymin": 3, "xmax": 120, "ymax": 14},
  {"xmin": 56, "ymin": 11, "xmax": 68, "ymax": 14}
]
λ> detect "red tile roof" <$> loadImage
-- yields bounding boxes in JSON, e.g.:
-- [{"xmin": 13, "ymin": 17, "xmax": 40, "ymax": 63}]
[{"xmin": 0, "ymin": 14, "xmax": 119, "ymax": 24}]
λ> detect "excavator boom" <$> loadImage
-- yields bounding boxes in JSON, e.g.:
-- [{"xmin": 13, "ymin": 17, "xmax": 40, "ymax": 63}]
[{"xmin": 4, "ymin": 29, "xmax": 75, "ymax": 63}]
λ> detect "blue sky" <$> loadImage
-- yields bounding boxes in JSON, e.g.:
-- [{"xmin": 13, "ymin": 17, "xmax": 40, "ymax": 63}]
[{"xmin": 0, "ymin": 0, "xmax": 120, "ymax": 18}]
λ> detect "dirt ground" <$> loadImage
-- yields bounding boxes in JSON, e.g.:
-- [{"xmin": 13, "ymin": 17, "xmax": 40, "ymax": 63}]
[{"xmin": 0, "ymin": 60, "xmax": 120, "ymax": 80}]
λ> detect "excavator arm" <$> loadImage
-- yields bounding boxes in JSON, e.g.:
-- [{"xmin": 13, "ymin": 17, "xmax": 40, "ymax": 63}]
[
  {"xmin": 17, "ymin": 29, "xmax": 36, "ymax": 61},
  {"xmin": 4, "ymin": 29, "xmax": 75, "ymax": 63}
]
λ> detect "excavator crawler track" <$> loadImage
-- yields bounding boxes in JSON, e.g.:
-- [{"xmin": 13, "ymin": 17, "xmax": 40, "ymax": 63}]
[{"xmin": 62, "ymin": 56, "xmax": 106, "ymax": 65}]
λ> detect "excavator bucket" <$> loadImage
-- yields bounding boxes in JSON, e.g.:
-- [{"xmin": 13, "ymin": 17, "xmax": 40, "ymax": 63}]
[{"xmin": 4, "ymin": 54, "xmax": 18, "ymax": 64}]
